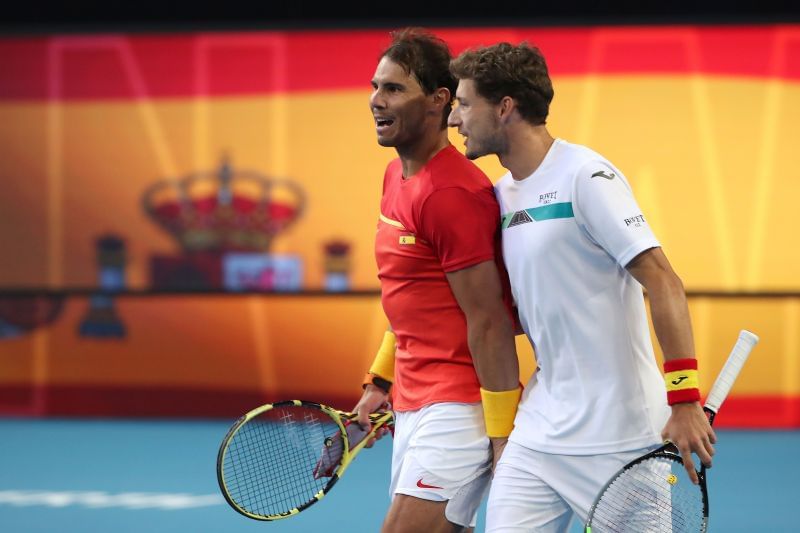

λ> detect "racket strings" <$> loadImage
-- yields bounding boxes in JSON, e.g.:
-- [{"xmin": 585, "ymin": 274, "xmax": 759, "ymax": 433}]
[
  {"xmin": 221, "ymin": 406, "xmax": 340, "ymax": 517},
  {"xmin": 225, "ymin": 419, "xmax": 300, "ymax": 512},
  {"xmin": 588, "ymin": 455, "xmax": 704, "ymax": 532},
  {"xmin": 227, "ymin": 412, "xmax": 328, "ymax": 512}
]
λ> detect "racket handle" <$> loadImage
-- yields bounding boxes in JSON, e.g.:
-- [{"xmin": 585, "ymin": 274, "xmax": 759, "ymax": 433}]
[{"xmin": 704, "ymin": 330, "xmax": 759, "ymax": 414}]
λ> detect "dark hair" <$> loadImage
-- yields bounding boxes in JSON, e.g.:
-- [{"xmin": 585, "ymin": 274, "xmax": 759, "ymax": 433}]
[
  {"xmin": 450, "ymin": 42, "xmax": 554, "ymax": 125},
  {"xmin": 380, "ymin": 28, "xmax": 457, "ymax": 128}
]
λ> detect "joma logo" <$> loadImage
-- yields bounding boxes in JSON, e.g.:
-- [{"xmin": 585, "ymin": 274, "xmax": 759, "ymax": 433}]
[{"xmin": 591, "ymin": 170, "xmax": 616, "ymax": 180}]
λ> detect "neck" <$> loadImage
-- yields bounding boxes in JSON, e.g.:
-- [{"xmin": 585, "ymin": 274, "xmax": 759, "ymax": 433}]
[
  {"xmin": 499, "ymin": 124, "xmax": 555, "ymax": 181},
  {"xmin": 397, "ymin": 129, "xmax": 450, "ymax": 178}
]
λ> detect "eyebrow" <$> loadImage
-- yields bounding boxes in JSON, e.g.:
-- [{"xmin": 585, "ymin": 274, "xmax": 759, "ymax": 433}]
[{"xmin": 371, "ymin": 80, "xmax": 405, "ymax": 90}]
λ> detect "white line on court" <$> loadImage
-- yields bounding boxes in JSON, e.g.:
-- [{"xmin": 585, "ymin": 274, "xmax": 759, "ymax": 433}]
[{"xmin": 0, "ymin": 490, "xmax": 224, "ymax": 510}]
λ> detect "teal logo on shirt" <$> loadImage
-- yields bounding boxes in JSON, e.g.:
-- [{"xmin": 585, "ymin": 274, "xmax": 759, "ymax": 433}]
[
  {"xmin": 507, "ymin": 211, "xmax": 534, "ymax": 227},
  {"xmin": 501, "ymin": 202, "xmax": 574, "ymax": 229}
]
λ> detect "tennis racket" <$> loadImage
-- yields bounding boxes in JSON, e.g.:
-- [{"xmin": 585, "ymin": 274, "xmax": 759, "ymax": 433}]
[
  {"xmin": 584, "ymin": 329, "xmax": 759, "ymax": 533},
  {"xmin": 217, "ymin": 399, "xmax": 393, "ymax": 521}
]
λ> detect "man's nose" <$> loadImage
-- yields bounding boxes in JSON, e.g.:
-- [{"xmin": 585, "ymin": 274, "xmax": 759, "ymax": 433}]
[
  {"xmin": 370, "ymin": 90, "xmax": 385, "ymax": 109},
  {"xmin": 447, "ymin": 108, "xmax": 460, "ymax": 127}
]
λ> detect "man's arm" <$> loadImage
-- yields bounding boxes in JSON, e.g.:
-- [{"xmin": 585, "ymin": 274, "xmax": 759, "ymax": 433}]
[
  {"xmin": 353, "ymin": 326, "xmax": 394, "ymax": 446},
  {"xmin": 627, "ymin": 246, "xmax": 716, "ymax": 484},
  {"xmin": 446, "ymin": 260, "xmax": 520, "ymax": 466}
]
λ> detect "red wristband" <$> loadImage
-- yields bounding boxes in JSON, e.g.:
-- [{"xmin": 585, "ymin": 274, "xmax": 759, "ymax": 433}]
[
  {"xmin": 664, "ymin": 358, "xmax": 700, "ymax": 405},
  {"xmin": 664, "ymin": 358, "xmax": 698, "ymax": 373}
]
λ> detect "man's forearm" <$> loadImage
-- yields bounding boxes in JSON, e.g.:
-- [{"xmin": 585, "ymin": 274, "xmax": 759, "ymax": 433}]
[
  {"xmin": 647, "ymin": 274, "xmax": 695, "ymax": 360},
  {"xmin": 467, "ymin": 313, "xmax": 519, "ymax": 391}
]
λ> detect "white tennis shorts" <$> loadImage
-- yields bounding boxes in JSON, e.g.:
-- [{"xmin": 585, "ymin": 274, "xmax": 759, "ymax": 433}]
[
  {"xmin": 390, "ymin": 402, "xmax": 492, "ymax": 528},
  {"xmin": 486, "ymin": 440, "xmax": 657, "ymax": 532}
]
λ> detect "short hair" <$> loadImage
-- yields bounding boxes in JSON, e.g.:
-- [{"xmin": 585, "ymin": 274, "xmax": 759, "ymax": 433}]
[
  {"xmin": 450, "ymin": 42, "xmax": 554, "ymax": 125},
  {"xmin": 380, "ymin": 28, "xmax": 457, "ymax": 128}
]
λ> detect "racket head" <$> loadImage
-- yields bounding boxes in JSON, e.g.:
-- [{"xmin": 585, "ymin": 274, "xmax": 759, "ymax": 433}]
[
  {"xmin": 216, "ymin": 400, "xmax": 392, "ymax": 521},
  {"xmin": 585, "ymin": 443, "xmax": 708, "ymax": 533},
  {"xmin": 216, "ymin": 400, "xmax": 346, "ymax": 520}
]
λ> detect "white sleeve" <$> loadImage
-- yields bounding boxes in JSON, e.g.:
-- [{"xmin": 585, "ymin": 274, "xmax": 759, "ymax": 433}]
[{"xmin": 572, "ymin": 160, "xmax": 660, "ymax": 267}]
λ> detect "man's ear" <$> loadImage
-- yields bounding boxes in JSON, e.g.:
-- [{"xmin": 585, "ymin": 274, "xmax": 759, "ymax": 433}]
[
  {"xmin": 498, "ymin": 96, "xmax": 516, "ymax": 123},
  {"xmin": 430, "ymin": 87, "xmax": 451, "ymax": 114}
]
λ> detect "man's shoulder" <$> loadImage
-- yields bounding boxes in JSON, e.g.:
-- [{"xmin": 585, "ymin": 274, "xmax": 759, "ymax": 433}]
[
  {"xmin": 428, "ymin": 146, "xmax": 492, "ymax": 190},
  {"xmin": 381, "ymin": 158, "xmax": 403, "ymax": 189},
  {"xmin": 384, "ymin": 157, "xmax": 402, "ymax": 175},
  {"xmin": 555, "ymin": 140, "xmax": 613, "ymax": 172},
  {"xmin": 493, "ymin": 171, "xmax": 513, "ymax": 192}
]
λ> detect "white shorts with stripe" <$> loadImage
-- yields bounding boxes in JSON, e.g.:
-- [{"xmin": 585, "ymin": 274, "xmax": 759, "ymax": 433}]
[
  {"xmin": 391, "ymin": 402, "xmax": 492, "ymax": 528},
  {"xmin": 486, "ymin": 440, "xmax": 658, "ymax": 532}
]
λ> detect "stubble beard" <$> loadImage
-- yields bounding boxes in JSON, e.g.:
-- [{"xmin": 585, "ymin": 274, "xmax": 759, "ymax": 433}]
[{"xmin": 466, "ymin": 131, "xmax": 507, "ymax": 160}]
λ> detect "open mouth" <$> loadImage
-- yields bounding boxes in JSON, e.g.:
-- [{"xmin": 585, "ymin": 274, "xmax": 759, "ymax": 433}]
[{"xmin": 375, "ymin": 117, "xmax": 395, "ymax": 129}]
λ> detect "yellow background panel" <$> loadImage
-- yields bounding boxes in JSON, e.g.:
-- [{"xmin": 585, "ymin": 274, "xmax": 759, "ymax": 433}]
[{"xmin": 2, "ymin": 76, "xmax": 799, "ymax": 290}]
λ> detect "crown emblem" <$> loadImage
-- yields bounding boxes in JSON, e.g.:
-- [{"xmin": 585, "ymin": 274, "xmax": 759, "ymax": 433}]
[{"xmin": 142, "ymin": 155, "xmax": 305, "ymax": 252}]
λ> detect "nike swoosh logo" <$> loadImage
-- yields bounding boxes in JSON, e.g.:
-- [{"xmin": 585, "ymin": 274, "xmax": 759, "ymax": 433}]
[
  {"xmin": 416, "ymin": 478, "xmax": 443, "ymax": 489},
  {"xmin": 671, "ymin": 376, "xmax": 688, "ymax": 385}
]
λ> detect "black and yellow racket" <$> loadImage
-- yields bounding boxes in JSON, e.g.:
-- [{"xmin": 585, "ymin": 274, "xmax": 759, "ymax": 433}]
[
  {"xmin": 216, "ymin": 399, "xmax": 393, "ymax": 521},
  {"xmin": 584, "ymin": 329, "xmax": 759, "ymax": 533}
]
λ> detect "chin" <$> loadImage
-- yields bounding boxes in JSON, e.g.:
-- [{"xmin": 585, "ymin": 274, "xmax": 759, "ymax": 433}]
[
  {"xmin": 377, "ymin": 137, "xmax": 396, "ymax": 147},
  {"xmin": 465, "ymin": 148, "xmax": 484, "ymax": 160}
]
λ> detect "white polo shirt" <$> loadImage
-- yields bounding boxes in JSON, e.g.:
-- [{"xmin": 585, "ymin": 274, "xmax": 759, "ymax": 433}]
[{"xmin": 495, "ymin": 138, "xmax": 670, "ymax": 455}]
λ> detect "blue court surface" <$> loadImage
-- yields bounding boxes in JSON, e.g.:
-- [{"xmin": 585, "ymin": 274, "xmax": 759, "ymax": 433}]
[{"xmin": 0, "ymin": 419, "xmax": 796, "ymax": 532}]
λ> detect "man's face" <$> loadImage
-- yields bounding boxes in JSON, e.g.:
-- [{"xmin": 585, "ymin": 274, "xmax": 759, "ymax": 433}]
[
  {"xmin": 369, "ymin": 56, "xmax": 430, "ymax": 148},
  {"xmin": 448, "ymin": 79, "xmax": 505, "ymax": 160}
]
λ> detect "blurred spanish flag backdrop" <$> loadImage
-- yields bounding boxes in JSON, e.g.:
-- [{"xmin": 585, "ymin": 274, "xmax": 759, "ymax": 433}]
[{"xmin": 0, "ymin": 25, "xmax": 798, "ymax": 426}]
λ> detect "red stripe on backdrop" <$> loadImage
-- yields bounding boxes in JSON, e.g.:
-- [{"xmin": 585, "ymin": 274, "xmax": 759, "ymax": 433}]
[
  {"xmin": 713, "ymin": 396, "xmax": 800, "ymax": 429},
  {"xmin": 0, "ymin": 25, "xmax": 799, "ymax": 101}
]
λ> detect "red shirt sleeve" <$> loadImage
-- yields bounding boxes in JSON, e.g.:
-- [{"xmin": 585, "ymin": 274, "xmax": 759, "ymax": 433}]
[{"xmin": 418, "ymin": 186, "xmax": 499, "ymax": 272}]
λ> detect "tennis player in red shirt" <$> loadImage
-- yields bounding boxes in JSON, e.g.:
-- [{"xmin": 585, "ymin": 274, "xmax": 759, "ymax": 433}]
[{"xmin": 353, "ymin": 28, "xmax": 522, "ymax": 533}]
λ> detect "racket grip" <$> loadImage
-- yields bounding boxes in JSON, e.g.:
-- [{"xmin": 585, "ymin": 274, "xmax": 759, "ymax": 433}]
[{"xmin": 704, "ymin": 330, "xmax": 759, "ymax": 414}]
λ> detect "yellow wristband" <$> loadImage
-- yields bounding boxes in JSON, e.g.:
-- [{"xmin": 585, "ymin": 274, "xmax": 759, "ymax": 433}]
[
  {"xmin": 368, "ymin": 331, "xmax": 396, "ymax": 382},
  {"xmin": 480, "ymin": 387, "xmax": 522, "ymax": 438},
  {"xmin": 663, "ymin": 358, "xmax": 700, "ymax": 404},
  {"xmin": 664, "ymin": 369, "xmax": 699, "ymax": 391}
]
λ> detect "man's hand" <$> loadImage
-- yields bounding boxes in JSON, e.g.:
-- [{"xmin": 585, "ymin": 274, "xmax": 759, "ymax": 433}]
[
  {"xmin": 661, "ymin": 402, "xmax": 716, "ymax": 484},
  {"xmin": 490, "ymin": 437, "xmax": 508, "ymax": 472},
  {"xmin": 353, "ymin": 384, "xmax": 391, "ymax": 448}
]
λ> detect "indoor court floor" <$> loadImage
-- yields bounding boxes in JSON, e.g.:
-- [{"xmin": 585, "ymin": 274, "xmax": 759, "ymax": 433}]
[{"xmin": 1, "ymin": 419, "xmax": 797, "ymax": 532}]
